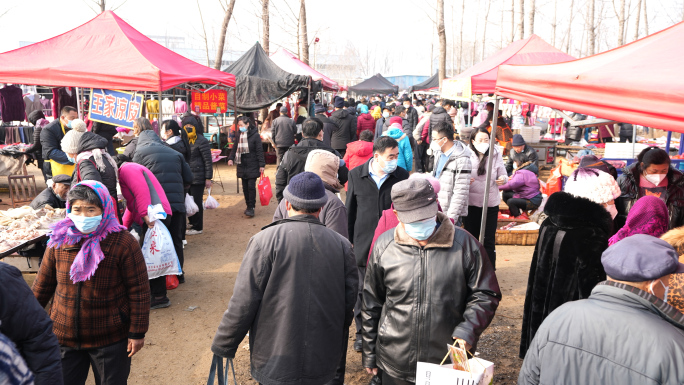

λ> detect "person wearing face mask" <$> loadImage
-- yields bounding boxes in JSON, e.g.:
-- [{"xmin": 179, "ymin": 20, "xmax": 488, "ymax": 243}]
[
  {"xmin": 464, "ymin": 128, "xmax": 507, "ymax": 268},
  {"xmin": 401, "ymin": 97, "xmax": 418, "ymax": 132},
  {"xmin": 618, "ymin": 146, "xmax": 684, "ymax": 230},
  {"xmin": 383, "ymin": 122, "xmax": 413, "ymax": 172},
  {"xmin": 412, "ymin": 104, "xmax": 434, "ymax": 173},
  {"xmin": 346, "ymin": 136, "xmax": 408, "ymax": 354},
  {"xmin": 374, "ymin": 107, "xmax": 392, "ymax": 140},
  {"xmin": 363, "ymin": 178, "xmax": 501, "ymax": 385},
  {"xmin": 41, "ymin": 106, "xmax": 78, "ymax": 179},
  {"xmin": 430, "ymin": 121, "xmax": 472, "ymax": 226},
  {"xmin": 32, "ymin": 181, "xmax": 151, "ymax": 385},
  {"xmin": 519, "ymin": 235, "xmax": 684, "ymax": 385},
  {"xmin": 506, "ymin": 134, "xmax": 539, "ymax": 175},
  {"xmin": 30, "ymin": 174, "xmax": 71, "ymax": 210},
  {"xmin": 180, "ymin": 117, "xmax": 213, "ymax": 236},
  {"xmin": 499, "ymin": 160, "xmax": 542, "ymax": 220},
  {"xmin": 228, "ymin": 116, "xmax": 265, "ymax": 217},
  {"xmin": 520, "ymin": 167, "xmax": 620, "ymax": 359},
  {"xmin": 608, "ymin": 196, "xmax": 669, "ymax": 246}
]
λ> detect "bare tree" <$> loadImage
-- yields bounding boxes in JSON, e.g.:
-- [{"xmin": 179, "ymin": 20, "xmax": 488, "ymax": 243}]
[
  {"xmin": 587, "ymin": 0, "xmax": 596, "ymax": 55},
  {"xmin": 83, "ymin": 0, "xmax": 128, "ymax": 13},
  {"xmin": 564, "ymin": 0, "xmax": 575, "ymax": 53},
  {"xmin": 262, "ymin": 0, "xmax": 270, "ymax": 55},
  {"xmin": 642, "ymin": 0, "xmax": 648, "ymax": 35},
  {"xmin": 482, "ymin": 0, "xmax": 492, "ymax": 61},
  {"xmin": 528, "ymin": 0, "xmax": 536, "ymax": 36},
  {"xmin": 452, "ymin": 3, "xmax": 456, "ymax": 76},
  {"xmin": 197, "ymin": 0, "xmax": 210, "ymax": 67},
  {"xmin": 214, "ymin": 0, "xmax": 237, "ymax": 70},
  {"xmin": 613, "ymin": 0, "xmax": 626, "ymax": 45},
  {"xmin": 632, "ymin": 0, "xmax": 642, "ymax": 41},
  {"xmin": 473, "ymin": 3, "xmax": 481, "ymax": 66},
  {"xmin": 299, "ymin": 0, "xmax": 309, "ymax": 65},
  {"xmin": 516, "ymin": 0, "xmax": 524, "ymax": 39},
  {"xmin": 510, "ymin": 0, "xmax": 515, "ymax": 42},
  {"xmin": 437, "ymin": 0, "xmax": 447, "ymax": 88},
  {"xmin": 551, "ymin": 0, "xmax": 558, "ymax": 46},
  {"xmin": 460, "ymin": 0, "xmax": 465, "ymax": 73}
]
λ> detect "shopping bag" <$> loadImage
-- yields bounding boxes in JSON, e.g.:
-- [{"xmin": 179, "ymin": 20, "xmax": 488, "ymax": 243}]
[
  {"xmin": 204, "ymin": 188, "xmax": 219, "ymax": 209},
  {"xmin": 258, "ymin": 174, "xmax": 273, "ymax": 206},
  {"xmin": 166, "ymin": 275, "xmax": 179, "ymax": 290},
  {"xmin": 206, "ymin": 354, "xmax": 237, "ymax": 385},
  {"xmin": 141, "ymin": 204, "xmax": 182, "ymax": 280},
  {"xmin": 543, "ymin": 165, "xmax": 563, "ymax": 196},
  {"xmin": 186, "ymin": 193, "xmax": 199, "ymax": 217},
  {"xmin": 416, "ymin": 358, "xmax": 494, "ymax": 385}
]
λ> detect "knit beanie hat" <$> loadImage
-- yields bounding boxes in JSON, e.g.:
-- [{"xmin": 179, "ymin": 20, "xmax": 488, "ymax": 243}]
[
  {"xmin": 70, "ymin": 119, "xmax": 87, "ymax": 133},
  {"xmin": 512, "ymin": 134, "xmax": 526, "ymax": 146},
  {"xmin": 305, "ymin": 150, "xmax": 343, "ymax": 192},
  {"xmin": 283, "ymin": 172, "xmax": 328, "ymax": 210},
  {"xmin": 314, "ymin": 104, "xmax": 326, "ymax": 114},
  {"xmin": 564, "ymin": 168, "xmax": 621, "ymax": 205},
  {"xmin": 389, "ymin": 116, "xmax": 402, "ymax": 126},
  {"xmin": 334, "ymin": 96, "xmax": 345, "ymax": 108},
  {"xmin": 61, "ymin": 129, "xmax": 85, "ymax": 154}
]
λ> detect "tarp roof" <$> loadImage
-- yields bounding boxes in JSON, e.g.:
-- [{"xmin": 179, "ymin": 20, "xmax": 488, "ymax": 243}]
[
  {"xmin": 223, "ymin": 43, "xmax": 310, "ymax": 111},
  {"xmin": 270, "ymin": 48, "xmax": 339, "ymax": 91},
  {"xmin": 409, "ymin": 73, "xmax": 439, "ymax": 93},
  {"xmin": 0, "ymin": 11, "xmax": 235, "ymax": 91},
  {"xmin": 348, "ymin": 74, "xmax": 399, "ymax": 95},
  {"xmin": 447, "ymin": 34, "xmax": 575, "ymax": 94},
  {"xmin": 496, "ymin": 22, "xmax": 684, "ymax": 133}
]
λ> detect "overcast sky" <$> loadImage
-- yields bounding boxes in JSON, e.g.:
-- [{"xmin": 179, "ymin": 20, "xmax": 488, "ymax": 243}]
[{"xmin": 0, "ymin": 0, "xmax": 681, "ymax": 78}]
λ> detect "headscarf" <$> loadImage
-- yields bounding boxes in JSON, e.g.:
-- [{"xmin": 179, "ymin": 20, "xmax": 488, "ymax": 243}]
[
  {"xmin": 608, "ymin": 196, "xmax": 669, "ymax": 246},
  {"xmin": 371, "ymin": 106, "xmax": 382, "ymax": 120},
  {"xmin": 48, "ymin": 180, "xmax": 126, "ymax": 283},
  {"xmin": 305, "ymin": 150, "xmax": 343, "ymax": 192},
  {"xmin": 183, "ymin": 123, "xmax": 197, "ymax": 144}
]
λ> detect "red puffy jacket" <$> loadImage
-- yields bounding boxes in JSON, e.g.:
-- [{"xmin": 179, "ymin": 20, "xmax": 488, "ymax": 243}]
[{"xmin": 357, "ymin": 113, "xmax": 376, "ymax": 138}]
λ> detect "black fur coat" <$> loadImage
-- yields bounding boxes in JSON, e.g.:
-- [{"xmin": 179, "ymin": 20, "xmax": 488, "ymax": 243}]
[{"xmin": 519, "ymin": 192, "xmax": 613, "ymax": 358}]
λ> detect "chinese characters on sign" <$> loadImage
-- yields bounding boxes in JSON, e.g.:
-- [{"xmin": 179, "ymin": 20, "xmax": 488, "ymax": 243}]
[
  {"xmin": 89, "ymin": 89, "xmax": 143, "ymax": 129},
  {"xmin": 191, "ymin": 90, "xmax": 229, "ymax": 113}
]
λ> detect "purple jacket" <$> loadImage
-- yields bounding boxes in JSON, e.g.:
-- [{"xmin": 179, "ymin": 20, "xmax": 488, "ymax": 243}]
[{"xmin": 499, "ymin": 169, "xmax": 541, "ymax": 199}]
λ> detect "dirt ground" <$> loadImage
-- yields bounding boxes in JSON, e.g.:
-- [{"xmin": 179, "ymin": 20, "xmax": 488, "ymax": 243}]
[{"xmin": 8, "ymin": 162, "xmax": 532, "ymax": 385}]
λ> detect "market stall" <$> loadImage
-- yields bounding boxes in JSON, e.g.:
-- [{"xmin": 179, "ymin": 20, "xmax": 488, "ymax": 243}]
[
  {"xmin": 408, "ymin": 72, "xmax": 439, "ymax": 94},
  {"xmin": 0, "ymin": 205, "xmax": 65, "ymax": 258},
  {"xmin": 269, "ymin": 48, "xmax": 339, "ymax": 91},
  {"xmin": 348, "ymin": 74, "xmax": 399, "ymax": 96}
]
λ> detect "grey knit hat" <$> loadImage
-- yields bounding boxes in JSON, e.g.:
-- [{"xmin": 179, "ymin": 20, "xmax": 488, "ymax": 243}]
[{"xmin": 284, "ymin": 172, "xmax": 328, "ymax": 210}]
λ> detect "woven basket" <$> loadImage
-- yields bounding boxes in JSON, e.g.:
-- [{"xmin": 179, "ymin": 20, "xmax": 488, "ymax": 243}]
[{"xmin": 496, "ymin": 220, "xmax": 539, "ymax": 245}]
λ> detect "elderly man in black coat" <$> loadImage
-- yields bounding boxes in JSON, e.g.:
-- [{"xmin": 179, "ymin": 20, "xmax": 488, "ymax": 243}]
[{"xmin": 30, "ymin": 174, "xmax": 70, "ymax": 210}]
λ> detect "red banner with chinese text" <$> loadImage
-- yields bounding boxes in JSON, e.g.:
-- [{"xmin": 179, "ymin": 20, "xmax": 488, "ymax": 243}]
[{"xmin": 191, "ymin": 90, "xmax": 229, "ymax": 113}]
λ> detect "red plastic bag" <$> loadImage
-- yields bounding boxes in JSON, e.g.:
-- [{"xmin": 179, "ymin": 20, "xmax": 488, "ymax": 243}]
[
  {"xmin": 258, "ymin": 174, "xmax": 273, "ymax": 206},
  {"xmin": 544, "ymin": 165, "xmax": 563, "ymax": 195},
  {"xmin": 166, "ymin": 275, "xmax": 179, "ymax": 290}
]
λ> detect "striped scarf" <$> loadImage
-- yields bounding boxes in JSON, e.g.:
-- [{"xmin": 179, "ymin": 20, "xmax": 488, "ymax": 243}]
[{"xmin": 235, "ymin": 130, "xmax": 250, "ymax": 164}]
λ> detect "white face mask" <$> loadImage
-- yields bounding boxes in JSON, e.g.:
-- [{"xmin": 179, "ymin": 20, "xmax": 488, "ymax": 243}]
[
  {"xmin": 430, "ymin": 139, "xmax": 443, "ymax": 153},
  {"xmin": 644, "ymin": 173, "xmax": 666, "ymax": 186},
  {"xmin": 474, "ymin": 142, "xmax": 489, "ymax": 154},
  {"xmin": 605, "ymin": 203, "xmax": 618, "ymax": 219},
  {"xmin": 649, "ymin": 279, "xmax": 669, "ymax": 302}
]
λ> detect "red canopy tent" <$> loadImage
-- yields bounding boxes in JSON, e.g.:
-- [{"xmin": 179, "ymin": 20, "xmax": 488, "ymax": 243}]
[
  {"xmin": 269, "ymin": 48, "xmax": 339, "ymax": 91},
  {"xmin": 0, "ymin": 11, "xmax": 235, "ymax": 91},
  {"xmin": 444, "ymin": 34, "xmax": 575, "ymax": 94},
  {"xmin": 495, "ymin": 22, "xmax": 684, "ymax": 133}
]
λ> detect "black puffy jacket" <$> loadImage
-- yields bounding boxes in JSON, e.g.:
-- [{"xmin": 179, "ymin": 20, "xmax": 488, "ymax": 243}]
[
  {"xmin": 71, "ymin": 132, "xmax": 118, "ymax": 200},
  {"xmin": 362, "ymin": 213, "xmax": 501, "ymax": 382},
  {"xmin": 92, "ymin": 122, "xmax": 118, "ymax": 155},
  {"xmin": 228, "ymin": 127, "xmax": 265, "ymax": 179},
  {"xmin": 506, "ymin": 145, "xmax": 539, "ymax": 175},
  {"xmin": 123, "ymin": 137, "xmax": 137, "ymax": 160},
  {"xmin": 427, "ymin": 106, "xmax": 454, "ymax": 134},
  {"xmin": 133, "ymin": 131, "xmax": 193, "ymax": 213},
  {"xmin": 330, "ymin": 109, "xmax": 356, "ymax": 150},
  {"xmin": 1, "ymin": 263, "xmax": 63, "ymax": 385},
  {"xmin": 166, "ymin": 137, "xmax": 191, "ymax": 163},
  {"xmin": 314, "ymin": 113, "xmax": 335, "ymax": 147},
  {"xmin": 617, "ymin": 163, "xmax": 684, "ymax": 230},
  {"xmin": 40, "ymin": 119, "xmax": 70, "ymax": 163},
  {"xmin": 30, "ymin": 187, "xmax": 66, "ymax": 210},
  {"xmin": 187, "ymin": 135, "xmax": 213, "ymax": 185},
  {"xmin": 618, "ymin": 123, "xmax": 634, "ymax": 139}
]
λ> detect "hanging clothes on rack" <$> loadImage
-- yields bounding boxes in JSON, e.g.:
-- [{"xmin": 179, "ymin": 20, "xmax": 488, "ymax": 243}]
[
  {"xmin": 52, "ymin": 87, "xmax": 78, "ymax": 117},
  {"xmin": 161, "ymin": 98, "xmax": 174, "ymax": 119},
  {"xmin": 0, "ymin": 125, "xmax": 34, "ymax": 144},
  {"xmin": 41, "ymin": 97, "xmax": 52, "ymax": 117},
  {"xmin": 0, "ymin": 86, "xmax": 26, "ymax": 122},
  {"xmin": 146, "ymin": 98, "xmax": 159, "ymax": 120},
  {"xmin": 174, "ymin": 99, "xmax": 187, "ymax": 114},
  {"xmin": 23, "ymin": 93, "xmax": 43, "ymax": 119}
]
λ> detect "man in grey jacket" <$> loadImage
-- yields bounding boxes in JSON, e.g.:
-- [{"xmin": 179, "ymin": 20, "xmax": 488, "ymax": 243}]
[
  {"xmin": 212, "ymin": 172, "xmax": 358, "ymax": 385},
  {"xmin": 519, "ymin": 235, "xmax": 684, "ymax": 385},
  {"xmin": 363, "ymin": 179, "xmax": 500, "ymax": 384},
  {"xmin": 431, "ymin": 121, "xmax": 472, "ymax": 226},
  {"xmin": 271, "ymin": 105, "xmax": 297, "ymax": 166}
]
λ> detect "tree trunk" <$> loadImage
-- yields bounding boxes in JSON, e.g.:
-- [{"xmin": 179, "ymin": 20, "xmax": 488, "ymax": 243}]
[
  {"xmin": 565, "ymin": 0, "xmax": 575, "ymax": 53},
  {"xmin": 643, "ymin": 0, "xmax": 648, "ymax": 35},
  {"xmin": 633, "ymin": 0, "xmax": 642, "ymax": 41},
  {"xmin": 528, "ymin": 0, "xmax": 535, "ymax": 36},
  {"xmin": 100, "ymin": 0, "xmax": 105, "ymax": 12},
  {"xmin": 500, "ymin": 0, "xmax": 505, "ymax": 48},
  {"xmin": 615, "ymin": 0, "xmax": 625, "ymax": 46},
  {"xmin": 587, "ymin": 0, "xmax": 595, "ymax": 56},
  {"xmin": 482, "ymin": 0, "xmax": 491, "ymax": 61},
  {"xmin": 214, "ymin": 0, "xmax": 237, "ymax": 70},
  {"xmin": 552, "ymin": 0, "xmax": 558, "ymax": 46},
  {"xmin": 510, "ymin": 0, "xmax": 515, "ymax": 43},
  {"xmin": 473, "ymin": 3, "xmax": 480, "ymax": 66},
  {"xmin": 197, "ymin": 0, "xmax": 210, "ymax": 66},
  {"xmin": 459, "ymin": 0, "xmax": 465, "ymax": 73},
  {"xmin": 452, "ymin": 3, "xmax": 456, "ymax": 76},
  {"xmin": 262, "ymin": 0, "xmax": 270, "ymax": 55},
  {"xmin": 299, "ymin": 0, "xmax": 309, "ymax": 65},
  {"xmin": 437, "ymin": 0, "xmax": 447, "ymax": 88},
  {"xmin": 517, "ymin": 0, "xmax": 524, "ymax": 40}
]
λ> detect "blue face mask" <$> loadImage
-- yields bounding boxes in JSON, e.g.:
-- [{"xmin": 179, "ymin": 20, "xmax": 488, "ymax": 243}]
[
  {"xmin": 381, "ymin": 158, "xmax": 398, "ymax": 174},
  {"xmin": 68, "ymin": 213, "xmax": 102, "ymax": 234},
  {"xmin": 66, "ymin": 120, "xmax": 73, "ymax": 129},
  {"xmin": 404, "ymin": 216, "xmax": 437, "ymax": 241},
  {"xmin": 239, "ymin": 126, "xmax": 247, "ymax": 133},
  {"xmin": 67, "ymin": 155, "xmax": 76, "ymax": 164}
]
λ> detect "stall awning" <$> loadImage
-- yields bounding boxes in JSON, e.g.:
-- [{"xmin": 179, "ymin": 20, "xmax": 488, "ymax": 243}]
[
  {"xmin": 445, "ymin": 34, "xmax": 575, "ymax": 95},
  {"xmin": 495, "ymin": 22, "xmax": 684, "ymax": 133},
  {"xmin": 348, "ymin": 74, "xmax": 398, "ymax": 95},
  {"xmin": 409, "ymin": 73, "xmax": 439, "ymax": 93},
  {"xmin": 270, "ymin": 48, "xmax": 339, "ymax": 91},
  {"xmin": 0, "ymin": 11, "xmax": 236, "ymax": 91}
]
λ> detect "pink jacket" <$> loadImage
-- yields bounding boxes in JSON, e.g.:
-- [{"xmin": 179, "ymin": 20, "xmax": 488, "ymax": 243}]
[{"xmin": 119, "ymin": 162, "xmax": 172, "ymax": 229}]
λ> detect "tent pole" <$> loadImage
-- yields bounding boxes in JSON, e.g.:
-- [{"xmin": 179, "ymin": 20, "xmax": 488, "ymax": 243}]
[
  {"xmin": 234, "ymin": 89, "xmax": 239, "ymax": 194},
  {"xmin": 158, "ymin": 89, "xmax": 163, "ymax": 126},
  {"xmin": 76, "ymin": 87, "xmax": 82, "ymax": 120},
  {"xmin": 666, "ymin": 131, "xmax": 673, "ymax": 154},
  {"xmin": 478, "ymin": 97, "xmax": 500, "ymax": 245},
  {"xmin": 633, "ymin": 126, "xmax": 637, "ymax": 157}
]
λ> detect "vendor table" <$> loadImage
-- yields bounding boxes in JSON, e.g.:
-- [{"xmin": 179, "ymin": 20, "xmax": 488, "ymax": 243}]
[
  {"xmin": 0, "ymin": 154, "xmax": 27, "ymax": 176},
  {"xmin": 0, "ymin": 234, "xmax": 47, "ymax": 259}
]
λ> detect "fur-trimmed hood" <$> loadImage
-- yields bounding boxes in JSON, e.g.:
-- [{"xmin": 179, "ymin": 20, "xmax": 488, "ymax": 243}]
[{"xmin": 545, "ymin": 191, "xmax": 613, "ymax": 233}]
